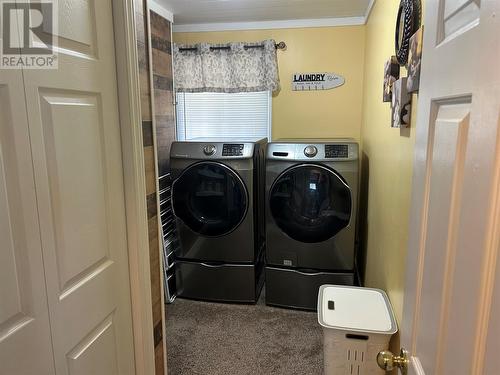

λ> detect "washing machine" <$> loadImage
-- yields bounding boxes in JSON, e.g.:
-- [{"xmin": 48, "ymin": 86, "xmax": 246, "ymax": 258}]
[
  {"xmin": 170, "ymin": 138, "xmax": 267, "ymax": 303},
  {"xmin": 265, "ymin": 139, "xmax": 359, "ymax": 310}
]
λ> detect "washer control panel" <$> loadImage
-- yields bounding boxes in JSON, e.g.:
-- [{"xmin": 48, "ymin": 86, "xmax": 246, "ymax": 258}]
[
  {"xmin": 304, "ymin": 145, "xmax": 318, "ymax": 158},
  {"xmin": 171, "ymin": 140, "xmax": 259, "ymax": 159},
  {"xmin": 222, "ymin": 144, "xmax": 244, "ymax": 156},
  {"xmin": 325, "ymin": 144, "xmax": 348, "ymax": 158}
]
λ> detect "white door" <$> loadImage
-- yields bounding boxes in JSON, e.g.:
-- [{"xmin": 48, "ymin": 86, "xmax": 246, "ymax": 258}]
[
  {"xmin": 399, "ymin": 0, "xmax": 500, "ymax": 374},
  {"xmin": 0, "ymin": 51, "xmax": 55, "ymax": 375},
  {"xmin": 1, "ymin": 0, "xmax": 136, "ymax": 374}
]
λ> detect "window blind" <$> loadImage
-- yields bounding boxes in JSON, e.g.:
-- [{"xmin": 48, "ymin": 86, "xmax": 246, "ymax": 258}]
[{"xmin": 175, "ymin": 91, "xmax": 271, "ymax": 141}]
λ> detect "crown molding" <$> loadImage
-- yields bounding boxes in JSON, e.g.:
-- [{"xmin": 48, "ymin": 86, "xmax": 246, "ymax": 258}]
[
  {"xmin": 170, "ymin": 1, "xmax": 376, "ymax": 32},
  {"xmin": 149, "ymin": 0, "xmax": 174, "ymax": 22},
  {"xmin": 364, "ymin": 0, "xmax": 376, "ymax": 23},
  {"xmin": 172, "ymin": 16, "xmax": 367, "ymax": 33}
]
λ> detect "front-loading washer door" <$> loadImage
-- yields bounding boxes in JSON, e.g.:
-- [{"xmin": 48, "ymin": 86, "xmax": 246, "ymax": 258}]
[
  {"xmin": 172, "ymin": 161, "xmax": 248, "ymax": 237},
  {"xmin": 269, "ymin": 164, "xmax": 351, "ymax": 243}
]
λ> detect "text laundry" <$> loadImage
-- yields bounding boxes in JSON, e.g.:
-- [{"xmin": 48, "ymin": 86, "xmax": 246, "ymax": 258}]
[{"xmin": 293, "ymin": 74, "xmax": 326, "ymax": 82}]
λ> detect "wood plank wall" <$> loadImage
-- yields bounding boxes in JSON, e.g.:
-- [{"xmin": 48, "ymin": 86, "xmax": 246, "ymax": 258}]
[
  {"xmin": 150, "ymin": 11, "xmax": 175, "ymax": 177},
  {"xmin": 149, "ymin": 9, "xmax": 176, "ymax": 373},
  {"xmin": 133, "ymin": 0, "xmax": 167, "ymax": 373}
]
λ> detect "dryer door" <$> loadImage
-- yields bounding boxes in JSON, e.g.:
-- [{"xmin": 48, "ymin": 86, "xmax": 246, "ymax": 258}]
[
  {"xmin": 269, "ymin": 164, "xmax": 351, "ymax": 243},
  {"xmin": 172, "ymin": 162, "xmax": 248, "ymax": 237}
]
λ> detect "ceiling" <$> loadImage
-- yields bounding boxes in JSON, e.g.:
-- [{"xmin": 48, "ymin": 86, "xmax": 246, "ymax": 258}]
[{"xmin": 157, "ymin": 0, "xmax": 374, "ymax": 31}]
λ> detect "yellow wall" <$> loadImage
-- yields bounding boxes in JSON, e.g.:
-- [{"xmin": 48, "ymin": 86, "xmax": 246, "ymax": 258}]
[
  {"xmin": 174, "ymin": 27, "xmax": 366, "ymax": 141},
  {"xmin": 360, "ymin": 0, "xmax": 418, "ymax": 323}
]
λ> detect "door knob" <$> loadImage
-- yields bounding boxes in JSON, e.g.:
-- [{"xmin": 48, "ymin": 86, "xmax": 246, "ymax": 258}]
[{"xmin": 377, "ymin": 348, "xmax": 409, "ymax": 375}]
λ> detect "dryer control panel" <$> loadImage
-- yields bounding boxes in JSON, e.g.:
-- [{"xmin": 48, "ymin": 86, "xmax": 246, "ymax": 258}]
[
  {"xmin": 222, "ymin": 144, "xmax": 244, "ymax": 156},
  {"xmin": 325, "ymin": 144, "xmax": 348, "ymax": 158},
  {"xmin": 267, "ymin": 141, "xmax": 358, "ymax": 161}
]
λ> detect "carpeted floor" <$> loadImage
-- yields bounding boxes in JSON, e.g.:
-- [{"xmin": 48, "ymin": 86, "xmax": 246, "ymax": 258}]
[{"xmin": 165, "ymin": 292, "xmax": 323, "ymax": 375}]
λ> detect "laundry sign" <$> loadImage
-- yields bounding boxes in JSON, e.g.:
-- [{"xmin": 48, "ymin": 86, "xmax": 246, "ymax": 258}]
[{"xmin": 292, "ymin": 72, "xmax": 345, "ymax": 91}]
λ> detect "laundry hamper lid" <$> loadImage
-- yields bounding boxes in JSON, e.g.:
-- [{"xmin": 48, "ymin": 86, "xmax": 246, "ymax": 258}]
[{"xmin": 317, "ymin": 285, "xmax": 397, "ymax": 334}]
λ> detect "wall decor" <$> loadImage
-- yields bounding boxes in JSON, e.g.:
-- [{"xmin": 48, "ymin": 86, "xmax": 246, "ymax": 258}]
[
  {"xmin": 292, "ymin": 72, "xmax": 345, "ymax": 91},
  {"xmin": 391, "ymin": 77, "xmax": 411, "ymax": 128},
  {"xmin": 383, "ymin": 56, "xmax": 400, "ymax": 102},
  {"xmin": 395, "ymin": 0, "xmax": 421, "ymax": 65},
  {"xmin": 407, "ymin": 26, "xmax": 423, "ymax": 93}
]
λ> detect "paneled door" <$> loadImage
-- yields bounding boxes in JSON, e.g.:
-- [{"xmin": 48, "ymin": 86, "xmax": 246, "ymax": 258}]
[
  {"xmin": 0, "ymin": 0, "xmax": 135, "ymax": 374},
  {"xmin": 397, "ymin": 0, "xmax": 500, "ymax": 374},
  {"xmin": 0, "ymin": 50, "xmax": 55, "ymax": 375}
]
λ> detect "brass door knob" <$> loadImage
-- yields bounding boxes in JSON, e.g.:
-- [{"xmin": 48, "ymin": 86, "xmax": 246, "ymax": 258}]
[{"xmin": 377, "ymin": 348, "xmax": 409, "ymax": 375}]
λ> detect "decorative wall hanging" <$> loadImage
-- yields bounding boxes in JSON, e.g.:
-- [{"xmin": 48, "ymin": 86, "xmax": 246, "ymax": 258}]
[
  {"xmin": 173, "ymin": 39, "xmax": 281, "ymax": 93},
  {"xmin": 391, "ymin": 77, "xmax": 411, "ymax": 128},
  {"xmin": 383, "ymin": 56, "xmax": 400, "ymax": 102},
  {"xmin": 395, "ymin": 0, "xmax": 421, "ymax": 65},
  {"xmin": 407, "ymin": 26, "xmax": 423, "ymax": 93},
  {"xmin": 292, "ymin": 72, "xmax": 345, "ymax": 91}
]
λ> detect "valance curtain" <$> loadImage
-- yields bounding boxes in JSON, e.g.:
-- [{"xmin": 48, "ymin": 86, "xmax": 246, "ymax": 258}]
[{"xmin": 173, "ymin": 39, "xmax": 280, "ymax": 93}]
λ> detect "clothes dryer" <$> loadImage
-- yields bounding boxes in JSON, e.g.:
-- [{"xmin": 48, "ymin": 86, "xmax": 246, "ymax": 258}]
[{"xmin": 265, "ymin": 139, "xmax": 359, "ymax": 310}]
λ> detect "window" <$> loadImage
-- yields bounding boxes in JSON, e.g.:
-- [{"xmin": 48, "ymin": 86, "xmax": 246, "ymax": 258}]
[{"xmin": 175, "ymin": 91, "xmax": 272, "ymax": 141}]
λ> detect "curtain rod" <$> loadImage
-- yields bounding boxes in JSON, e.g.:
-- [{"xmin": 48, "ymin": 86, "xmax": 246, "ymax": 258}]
[{"xmin": 178, "ymin": 41, "xmax": 286, "ymax": 52}]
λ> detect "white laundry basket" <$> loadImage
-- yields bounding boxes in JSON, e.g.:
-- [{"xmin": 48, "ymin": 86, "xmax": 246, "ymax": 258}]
[{"xmin": 318, "ymin": 285, "xmax": 397, "ymax": 375}]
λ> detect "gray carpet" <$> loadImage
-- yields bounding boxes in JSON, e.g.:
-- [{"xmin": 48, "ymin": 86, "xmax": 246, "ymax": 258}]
[{"xmin": 165, "ymin": 292, "xmax": 323, "ymax": 375}]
